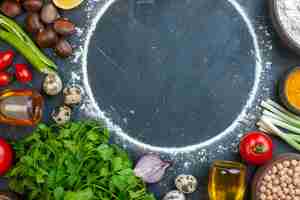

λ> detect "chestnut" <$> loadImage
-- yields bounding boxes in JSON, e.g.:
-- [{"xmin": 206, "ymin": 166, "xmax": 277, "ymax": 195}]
[
  {"xmin": 40, "ymin": 3, "xmax": 59, "ymax": 24},
  {"xmin": 26, "ymin": 13, "xmax": 44, "ymax": 33},
  {"xmin": 36, "ymin": 27, "xmax": 58, "ymax": 48},
  {"xmin": 23, "ymin": 0, "xmax": 43, "ymax": 12},
  {"xmin": 0, "ymin": 0, "xmax": 22, "ymax": 18},
  {"xmin": 53, "ymin": 18, "xmax": 75, "ymax": 36},
  {"xmin": 55, "ymin": 38, "xmax": 73, "ymax": 57},
  {"xmin": 0, "ymin": 192, "xmax": 20, "ymax": 200}
]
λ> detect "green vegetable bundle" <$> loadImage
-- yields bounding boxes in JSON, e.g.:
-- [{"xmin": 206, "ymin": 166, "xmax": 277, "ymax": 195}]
[
  {"xmin": 258, "ymin": 99, "xmax": 300, "ymax": 151},
  {"xmin": 7, "ymin": 121, "xmax": 156, "ymax": 200},
  {"xmin": 0, "ymin": 14, "xmax": 56, "ymax": 73}
]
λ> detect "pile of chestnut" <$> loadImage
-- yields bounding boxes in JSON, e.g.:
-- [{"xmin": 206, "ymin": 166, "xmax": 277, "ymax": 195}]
[{"xmin": 0, "ymin": 0, "xmax": 75, "ymax": 57}]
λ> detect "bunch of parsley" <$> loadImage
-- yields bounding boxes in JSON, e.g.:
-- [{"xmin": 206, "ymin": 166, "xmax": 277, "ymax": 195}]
[{"xmin": 7, "ymin": 121, "xmax": 156, "ymax": 200}]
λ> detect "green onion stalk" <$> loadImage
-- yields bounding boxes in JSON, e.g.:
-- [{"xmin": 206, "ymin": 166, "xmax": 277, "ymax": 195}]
[
  {"xmin": 0, "ymin": 14, "xmax": 57, "ymax": 74},
  {"xmin": 258, "ymin": 99, "xmax": 300, "ymax": 151}
]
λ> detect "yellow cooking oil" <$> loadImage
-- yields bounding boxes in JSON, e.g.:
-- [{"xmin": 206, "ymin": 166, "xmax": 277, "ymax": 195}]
[{"xmin": 208, "ymin": 160, "xmax": 247, "ymax": 200}]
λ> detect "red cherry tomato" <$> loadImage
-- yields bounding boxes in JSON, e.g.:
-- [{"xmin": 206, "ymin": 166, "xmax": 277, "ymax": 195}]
[
  {"xmin": 0, "ymin": 138, "xmax": 13, "ymax": 175},
  {"xmin": 0, "ymin": 50, "xmax": 14, "ymax": 71},
  {"xmin": 239, "ymin": 131, "xmax": 273, "ymax": 165},
  {"xmin": 15, "ymin": 64, "xmax": 32, "ymax": 83},
  {"xmin": 0, "ymin": 72, "xmax": 12, "ymax": 86}
]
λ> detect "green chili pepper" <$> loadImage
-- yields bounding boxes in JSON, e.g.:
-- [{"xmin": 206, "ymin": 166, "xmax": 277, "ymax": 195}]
[{"xmin": 0, "ymin": 14, "xmax": 57, "ymax": 74}]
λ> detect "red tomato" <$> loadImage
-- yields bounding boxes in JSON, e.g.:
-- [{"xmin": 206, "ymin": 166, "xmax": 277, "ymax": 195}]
[
  {"xmin": 239, "ymin": 131, "xmax": 273, "ymax": 165},
  {"xmin": 0, "ymin": 72, "xmax": 12, "ymax": 86},
  {"xmin": 0, "ymin": 50, "xmax": 14, "ymax": 71},
  {"xmin": 15, "ymin": 64, "xmax": 32, "ymax": 83},
  {"xmin": 0, "ymin": 138, "xmax": 13, "ymax": 175}
]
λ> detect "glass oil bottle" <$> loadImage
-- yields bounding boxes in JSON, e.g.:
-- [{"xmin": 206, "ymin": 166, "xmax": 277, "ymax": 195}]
[
  {"xmin": 0, "ymin": 89, "xmax": 43, "ymax": 126},
  {"xmin": 208, "ymin": 160, "xmax": 247, "ymax": 200}
]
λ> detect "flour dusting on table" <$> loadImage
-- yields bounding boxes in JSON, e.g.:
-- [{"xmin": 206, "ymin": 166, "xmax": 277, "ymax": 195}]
[{"xmin": 66, "ymin": 0, "xmax": 274, "ymax": 171}]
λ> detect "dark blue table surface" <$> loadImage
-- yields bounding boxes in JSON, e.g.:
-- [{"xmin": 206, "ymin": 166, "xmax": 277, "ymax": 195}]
[{"xmin": 1, "ymin": 0, "xmax": 300, "ymax": 199}]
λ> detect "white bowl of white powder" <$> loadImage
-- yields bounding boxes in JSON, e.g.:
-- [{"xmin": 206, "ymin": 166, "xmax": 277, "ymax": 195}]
[{"xmin": 270, "ymin": 0, "xmax": 300, "ymax": 54}]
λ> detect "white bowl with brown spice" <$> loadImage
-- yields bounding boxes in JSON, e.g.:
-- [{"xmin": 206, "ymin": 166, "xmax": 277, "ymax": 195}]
[{"xmin": 252, "ymin": 153, "xmax": 300, "ymax": 200}]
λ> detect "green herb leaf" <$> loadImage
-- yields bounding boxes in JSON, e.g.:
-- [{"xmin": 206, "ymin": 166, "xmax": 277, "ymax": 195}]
[
  {"xmin": 53, "ymin": 187, "xmax": 64, "ymax": 200},
  {"xmin": 7, "ymin": 121, "xmax": 156, "ymax": 200},
  {"xmin": 64, "ymin": 188, "xmax": 94, "ymax": 200}
]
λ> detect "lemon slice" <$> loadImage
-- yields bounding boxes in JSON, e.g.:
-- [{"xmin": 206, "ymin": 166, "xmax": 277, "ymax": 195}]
[{"xmin": 52, "ymin": 0, "xmax": 83, "ymax": 10}]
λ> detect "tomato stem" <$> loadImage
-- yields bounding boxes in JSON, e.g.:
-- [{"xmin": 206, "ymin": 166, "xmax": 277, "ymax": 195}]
[{"xmin": 254, "ymin": 143, "xmax": 267, "ymax": 153}]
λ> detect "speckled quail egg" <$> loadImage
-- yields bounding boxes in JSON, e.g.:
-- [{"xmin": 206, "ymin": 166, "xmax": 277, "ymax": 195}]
[
  {"xmin": 175, "ymin": 174, "xmax": 198, "ymax": 194},
  {"xmin": 163, "ymin": 190, "xmax": 186, "ymax": 200},
  {"xmin": 63, "ymin": 86, "xmax": 82, "ymax": 105},
  {"xmin": 43, "ymin": 73, "xmax": 63, "ymax": 96},
  {"xmin": 52, "ymin": 105, "xmax": 71, "ymax": 124}
]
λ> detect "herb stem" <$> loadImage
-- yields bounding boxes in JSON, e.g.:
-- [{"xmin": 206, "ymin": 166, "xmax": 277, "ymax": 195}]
[{"xmin": 93, "ymin": 184, "xmax": 120, "ymax": 200}]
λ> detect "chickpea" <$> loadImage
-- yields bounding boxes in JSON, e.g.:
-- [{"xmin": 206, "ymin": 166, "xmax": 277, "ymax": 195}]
[
  {"xmin": 279, "ymin": 194, "xmax": 285, "ymax": 199},
  {"xmin": 271, "ymin": 186, "xmax": 278, "ymax": 193},
  {"xmin": 277, "ymin": 190, "xmax": 284, "ymax": 197},
  {"xmin": 260, "ymin": 194, "xmax": 266, "ymax": 200},
  {"xmin": 295, "ymin": 166, "xmax": 300, "ymax": 172},
  {"xmin": 276, "ymin": 187, "xmax": 283, "ymax": 196},
  {"xmin": 273, "ymin": 179, "xmax": 280, "ymax": 185},
  {"xmin": 260, "ymin": 186, "xmax": 267, "ymax": 192},
  {"xmin": 264, "ymin": 175, "xmax": 272, "ymax": 182},
  {"xmin": 277, "ymin": 163, "xmax": 284, "ymax": 170},
  {"xmin": 283, "ymin": 161, "xmax": 291, "ymax": 167},
  {"xmin": 272, "ymin": 166, "xmax": 278, "ymax": 174},
  {"xmin": 279, "ymin": 170, "xmax": 286, "ymax": 176},
  {"xmin": 267, "ymin": 183, "xmax": 273, "ymax": 190},
  {"xmin": 288, "ymin": 184, "xmax": 295, "ymax": 190},
  {"xmin": 284, "ymin": 188, "xmax": 289, "ymax": 194},
  {"xmin": 286, "ymin": 177, "xmax": 292, "ymax": 184},
  {"xmin": 295, "ymin": 172, "xmax": 300, "ymax": 177},
  {"xmin": 293, "ymin": 179, "xmax": 300, "ymax": 186},
  {"xmin": 261, "ymin": 181, "xmax": 267, "ymax": 186},
  {"xmin": 281, "ymin": 182, "xmax": 287, "ymax": 187}
]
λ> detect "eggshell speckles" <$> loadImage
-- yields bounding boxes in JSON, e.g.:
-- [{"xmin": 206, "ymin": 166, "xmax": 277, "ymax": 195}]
[
  {"xmin": 163, "ymin": 190, "xmax": 186, "ymax": 200},
  {"xmin": 43, "ymin": 73, "xmax": 63, "ymax": 96},
  {"xmin": 52, "ymin": 105, "xmax": 71, "ymax": 124},
  {"xmin": 175, "ymin": 174, "xmax": 198, "ymax": 194},
  {"xmin": 63, "ymin": 86, "xmax": 82, "ymax": 105}
]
